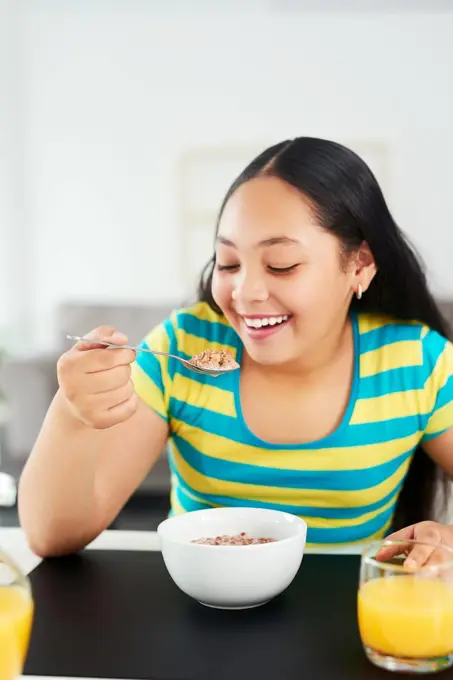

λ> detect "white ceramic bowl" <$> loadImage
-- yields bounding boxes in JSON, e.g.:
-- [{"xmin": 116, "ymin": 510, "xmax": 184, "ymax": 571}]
[{"xmin": 157, "ymin": 507, "xmax": 307, "ymax": 609}]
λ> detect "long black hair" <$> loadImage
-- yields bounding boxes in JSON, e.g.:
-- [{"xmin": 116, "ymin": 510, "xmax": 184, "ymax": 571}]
[{"xmin": 197, "ymin": 136, "xmax": 451, "ymax": 530}]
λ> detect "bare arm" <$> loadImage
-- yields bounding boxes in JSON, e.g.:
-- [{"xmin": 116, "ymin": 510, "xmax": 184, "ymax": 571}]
[
  {"xmin": 18, "ymin": 327, "xmax": 169, "ymax": 557},
  {"xmin": 18, "ymin": 392, "xmax": 168, "ymax": 557}
]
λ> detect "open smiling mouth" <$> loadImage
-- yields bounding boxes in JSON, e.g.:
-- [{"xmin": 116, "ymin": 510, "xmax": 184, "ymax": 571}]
[{"xmin": 241, "ymin": 314, "xmax": 292, "ymax": 338}]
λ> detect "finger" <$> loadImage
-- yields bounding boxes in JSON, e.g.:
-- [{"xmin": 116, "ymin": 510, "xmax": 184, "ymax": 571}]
[
  {"xmin": 78, "ymin": 347, "xmax": 137, "ymax": 373},
  {"xmin": 404, "ymin": 523, "xmax": 443, "ymax": 569},
  {"xmin": 87, "ymin": 381, "xmax": 135, "ymax": 412},
  {"xmin": 72, "ymin": 364, "xmax": 131, "ymax": 395},
  {"xmin": 375, "ymin": 525, "xmax": 415, "ymax": 562},
  {"xmin": 93, "ymin": 392, "xmax": 139, "ymax": 429},
  {"xmin": 72, "ymin": 326, "xmax": 129, "ymax": 351}
]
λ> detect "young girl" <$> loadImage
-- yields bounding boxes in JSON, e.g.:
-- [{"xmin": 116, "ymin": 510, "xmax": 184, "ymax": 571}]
[{"xmin": 19, "ymin": 137, "xmax": 453, "ymax": 568}]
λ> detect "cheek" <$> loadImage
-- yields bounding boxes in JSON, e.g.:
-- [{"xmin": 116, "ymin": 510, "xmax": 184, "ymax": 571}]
[
  {"xmin": 287, "ymin": 266, "xmax": 347, "ymax": 315},
  {"xmin": 211, "ymin": 272, "xmax": 233, "ymax": 311}
]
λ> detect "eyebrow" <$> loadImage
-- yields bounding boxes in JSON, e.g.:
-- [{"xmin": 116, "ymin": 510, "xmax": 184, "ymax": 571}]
[{"xmin": 216, "ymin": 236, "xmax": 303, "ymax": 248}]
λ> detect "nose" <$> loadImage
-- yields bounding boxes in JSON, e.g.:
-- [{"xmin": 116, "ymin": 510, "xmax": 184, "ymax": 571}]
[{"xmin": 232, "ymin": 269, "xmax": 269, "ymax": 303}]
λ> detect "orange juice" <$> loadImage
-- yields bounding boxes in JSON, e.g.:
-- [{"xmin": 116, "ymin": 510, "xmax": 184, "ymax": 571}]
[
  {"xmin": 0, "ymin": 587, "xmax": 34, "ymax": 680},
  {"xmin": 358, "ymin": 575, "xmax": 453, "ymax": 659}
]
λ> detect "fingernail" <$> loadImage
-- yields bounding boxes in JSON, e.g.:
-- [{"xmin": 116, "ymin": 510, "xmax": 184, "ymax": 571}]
[
  {"xmin": 110, "ymin": 331, "xmax": 127, "ymax": 343},
  {"xmin": 404, "ymin": 557, "xmax": 417, "ymax": 570}
]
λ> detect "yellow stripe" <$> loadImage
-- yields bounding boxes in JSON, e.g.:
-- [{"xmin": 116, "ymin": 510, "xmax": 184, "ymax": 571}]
[
  {"xmin": 421, "ymin": 325, "xmax": 429, "ymax": 340},
  {"xmin": 173, "ymin": 480, "xmax": 399, "ymax": 530},
  {"xmin": 424, "ymin": 401, "xmax": 453, "ymax": 436},
  {"xmin": 183, "ymin": 302, "xmax": 230, "ymax": 326},
  {"xmin": 351, "ymin": 391, "xmax": 423, "ymax": 424},
  {"xmin": 175, "ymin": 328, "xmax": 238, "ymax": 361},
  {"xmin": 435, "ymin": 342, "xmax": 453, "ymax": 390},
  {"xmin": 170, "ymin": 421, "xmax": 420, "ymax": 471},
  {"xmin": 131, "ymin": 362, "xmax": 167, "ymax": 418},
  {"xmin": 171, "ymin": 374, "xmax": 236, "ymax": 417},
  {"xmin": 144, "ymin": 320, "xmax": 170, "ymax": 353},
  {"xmin": 170, "ymin": 489, "xmax": 394, "ymax": 545},
  {"xmin": 422, "ymin": 342, "xmax": 453, "ymax": 433},
  {"xmin": 169, "ymin": 442, "xmax": 411, "ymax": 508},
  {"xmin": 358, "ymin": 314, "xmax": 397, "ymax": 334},
  {"xmin": 360, "ymin": 340, "xmax": 422, "ymax": 377},
  {"xmin": 354, "ymin": 343, "xmax": 452, "ymax": 424},
  {"xmin": 304, "ymin": 494, "xmax": 397, "ymax": 529},
  {"xmin": 357, "ymin": 314, "xmax": 419, "ymax": 335}
]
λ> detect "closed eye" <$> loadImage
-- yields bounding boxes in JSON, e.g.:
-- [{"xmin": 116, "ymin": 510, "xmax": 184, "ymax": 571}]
[
  {"xmin": 216, "ymin": 263, "xmax": 300, "ymax": 274},
  {"xmin": 268, "ymin": 264, "xmax": 300, "ymax": 274},
  {"xmin": 216, "ymin": 264, "xmax": 239, "ymax": 271}
]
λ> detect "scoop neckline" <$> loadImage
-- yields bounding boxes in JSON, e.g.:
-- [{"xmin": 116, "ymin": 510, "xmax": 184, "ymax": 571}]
[{"xmin": 232, "ymin": 313, "xmax": 360, "ymax": 450}]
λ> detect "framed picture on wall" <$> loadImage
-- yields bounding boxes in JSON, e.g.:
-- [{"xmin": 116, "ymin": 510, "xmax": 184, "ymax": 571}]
[{"xmin": 178, "ymin": 140, "xmax": 389, "ymax": 290}]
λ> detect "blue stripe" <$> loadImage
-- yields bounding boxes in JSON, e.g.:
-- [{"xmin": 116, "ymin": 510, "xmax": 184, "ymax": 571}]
[
  {"xmin": 171, "ymin": 466, "xmax": 398, "ymax": 542},
  {"xmin": 175, "ymin": 485, "xmax": 212, "ymax": 513},
  {"xmin": 359, "ymin": 365, "xmax": 430, "ymax": 399},
  {"xmin": 161, "ymin": 318, "xmax": 180, "ymax": 380},
  {"xmin": 306, "ymin": 504, "xmax": 394, "ymax": 544},
  {"xmin": 422, "ymin": 329, "xmax": 448, "ymax": 371},
  {"xmin": 171, "ymin": 433, "xmax": 413, "ymax": 491},
  {"xmin": 169, "ymin": 399, "xmax": 424, "ymax": 449},
  {"xmin": 359, "ymin": 323, "xmax": 422, "ymax": 354},
  {"xmin": 169, "ymin": 458, "xmax": 406, "ymax": 518},
  {"xmin": 135, "ymin": 346, "xmax": 165, "ymax": 394},
  {"xmin": 138, "ymin": 318, "xmax": 179, "ymax": 381}
]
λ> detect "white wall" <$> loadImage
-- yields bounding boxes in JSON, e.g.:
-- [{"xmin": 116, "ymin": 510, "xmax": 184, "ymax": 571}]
[
  {"xmin": 0, "ymin": 0, "xmax": 31, "ymax": 341},
  {"xmin": 2, "ymin": 1, "xmax": 453, "ymax": 349}
]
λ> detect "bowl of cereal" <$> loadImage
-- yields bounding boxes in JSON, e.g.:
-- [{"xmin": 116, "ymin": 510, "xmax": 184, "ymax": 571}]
[{"xmin": 157, "ymin": 507, "xmax": 307, "ymax": 609}]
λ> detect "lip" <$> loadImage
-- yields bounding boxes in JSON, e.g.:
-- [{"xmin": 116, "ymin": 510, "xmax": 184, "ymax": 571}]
[
  {"xmin": 240, "ymin": 316, "xmax": 292, "ymax": 340},
  {"xmin": 239, "ymin": 314, "xmax": 290, "ymax": 319}
]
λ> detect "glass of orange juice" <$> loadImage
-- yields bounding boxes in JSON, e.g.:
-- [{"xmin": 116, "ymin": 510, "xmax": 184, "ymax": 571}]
[
  {"xmin": 0, "ymin": 547, "xmax": 34, "ymax": 680},
  {"xmin": 358, "ymin": 539, "xmax": 453, "ymax": 674}
]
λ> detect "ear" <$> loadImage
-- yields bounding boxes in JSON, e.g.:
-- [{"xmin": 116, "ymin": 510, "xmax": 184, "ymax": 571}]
[{"xmin": 350, "ymin": 241, "xmax": 377, "ymax": 294}]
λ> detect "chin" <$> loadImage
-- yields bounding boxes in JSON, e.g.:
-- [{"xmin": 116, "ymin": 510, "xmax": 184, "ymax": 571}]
[{"xmin": 242, "ymin": 342, "xmax": 295, "ymax": 367}]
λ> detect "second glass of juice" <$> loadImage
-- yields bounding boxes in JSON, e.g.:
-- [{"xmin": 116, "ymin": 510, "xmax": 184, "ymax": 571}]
[{"xmin": 358, "ymin": 539, "xmax": 453, "ymax": 674}]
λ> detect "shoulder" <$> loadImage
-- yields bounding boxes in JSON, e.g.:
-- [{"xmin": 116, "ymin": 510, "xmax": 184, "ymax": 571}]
[
  {"xmin": 357, "ymin": 312, "xmax": 426, "ymax": 347},
  {"xmin": 141, "ymin": 302, "xmax": 240, "ymax": 367},
  {"xmin": 356, "ymin": 311, "xmax": 453, "ymax": 379},
  {"xmin": 356, "ymin": 312, "xmax": 425, "ymax": 373},
  {"xmin": 170, "ymin": 302, "xmax": 239, "ymax": 348}
]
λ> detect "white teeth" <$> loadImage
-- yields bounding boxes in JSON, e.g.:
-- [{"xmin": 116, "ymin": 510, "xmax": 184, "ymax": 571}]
[{"xmin": 244, "ymin": 315, "xmax": 289, "ymax": 329}]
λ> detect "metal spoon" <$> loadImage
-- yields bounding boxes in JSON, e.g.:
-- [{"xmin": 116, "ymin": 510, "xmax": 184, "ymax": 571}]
[{"xmin": 65, "ymin": 334, "xmax": 239, "ymax": 378}]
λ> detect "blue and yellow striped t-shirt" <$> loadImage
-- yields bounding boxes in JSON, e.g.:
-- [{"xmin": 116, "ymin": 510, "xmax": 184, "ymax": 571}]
[{"xmin": 131, "ymin": 302, "xmax": 453, "ymax": 547}]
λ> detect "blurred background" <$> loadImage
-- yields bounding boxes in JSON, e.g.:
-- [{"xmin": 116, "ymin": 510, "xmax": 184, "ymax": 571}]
[{"xmin": 1, "ymin": 0, "xmax": 453, "ymax": 526}]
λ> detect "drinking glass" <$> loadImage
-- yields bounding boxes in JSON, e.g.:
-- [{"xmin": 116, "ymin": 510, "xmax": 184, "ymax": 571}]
[
  {"xmin": 358, "ymin": 539, "xmax": 453, "ymax": 674},
  {"xmin": 0, "ymin": 547, "xmax": 34, "ymax": 680}
]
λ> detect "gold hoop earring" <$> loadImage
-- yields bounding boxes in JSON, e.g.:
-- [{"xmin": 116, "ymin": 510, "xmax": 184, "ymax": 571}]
[{"xmin": 356, "ymin": 284, "xmax": 363, "ymax": 300}]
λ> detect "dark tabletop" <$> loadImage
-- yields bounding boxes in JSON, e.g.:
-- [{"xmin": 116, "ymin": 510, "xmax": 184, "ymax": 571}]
[{"xmin": 23, "ymin": 549, "xmax": 453, "ymax": 680}]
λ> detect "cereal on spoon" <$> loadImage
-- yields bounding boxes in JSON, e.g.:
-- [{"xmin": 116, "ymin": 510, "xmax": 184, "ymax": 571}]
[{"xmin": 189, "ymin": 349, "xmax": 239, "ymax": 371}]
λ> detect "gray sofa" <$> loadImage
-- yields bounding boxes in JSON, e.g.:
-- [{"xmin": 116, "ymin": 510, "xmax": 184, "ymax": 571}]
[{"xmin": 1, "ymin": 299, "xmax": 453, "ymax": 503}]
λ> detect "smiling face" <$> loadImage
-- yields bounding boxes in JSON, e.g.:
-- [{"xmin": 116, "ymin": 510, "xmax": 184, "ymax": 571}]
[{"xmin": 211, "ymin": 175, "xmax": 365, "ymax": 367}]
